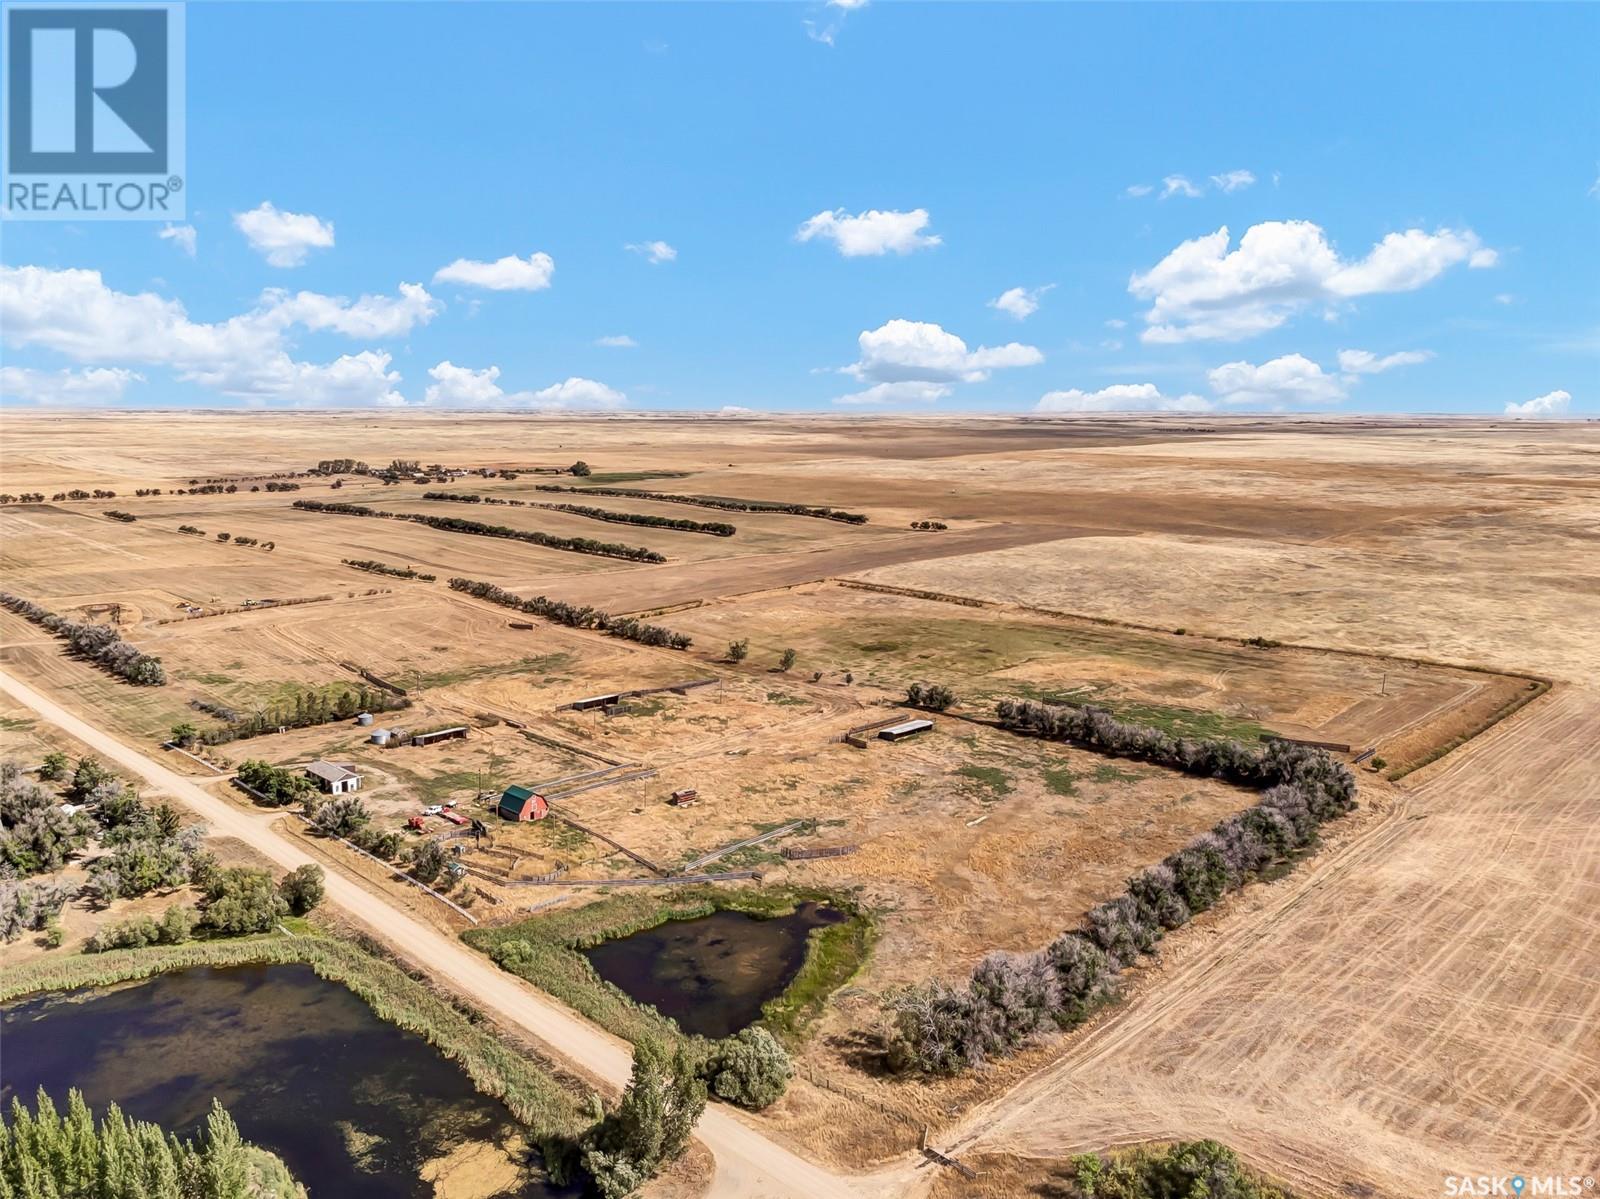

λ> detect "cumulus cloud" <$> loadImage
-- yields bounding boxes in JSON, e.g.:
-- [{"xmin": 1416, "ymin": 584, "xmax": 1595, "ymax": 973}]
[
  {"xmin": 233, "ymin": 201, "xmax": 334, "ymax": 267},
  {"xmin": 0, "ymin": 265, "xmax": 416, "ymax": 406},
  {"xmin": 158, "ymin": 224, "xmax": 196, "ymax": 257},
  {"xmin": 625, "ymin": 240, "xmax": 677, "ymax": 265},
  {"xmin": 433, "ymin": 252, "xmax": 555, "ymax": 291},
  {"xmin": 1207, "ymin": 353, "xmax": 1346, "ymax": 407},
  {"xmin": 1336, "ymin": 348, "xmax": 1433, "ymax": 376},
  {"xmin": 1161, "ymin": 175, "xmax": 1203, "ymax": 199},
  {"xmin": 0, "ymin": 365, "xmax": 143, "ymax": 405},
  {"xmin": 1035, "ymin": 383, "xmax": 1211, "ymax": 413},
  {"xmin": 1124, "ymin": 184, "xmax": 1154, "ymax": 198},
  {"xmin": 988, "ymin": 284, "xmax": 1054, "ymax": 321},
  {"xmin": 595, "ymin": 334, "xmax": 638, "ymax": 348},
  {"xmin": 1130, "ymin": 220, "xmax": 1495, "ymax": 343},
  {"xmin": 843, "ymin": 318, "xmax": 1041, "ymax": 386},
  {"xmin": 834, "ymin": 381, "xmax": 953, "ymax": 407},
  {"xmin": 1504, "ymin": 389, "xmax": 1572, "ymax": 418},
  {"xmin": 1210, "ymin": 169, "xmax": 1257, "ymax": 193},
  {"xmin": 261, "ymin": 282, "xmax": 439, "ymax": 338},
  {"xmin": 796, "ymin": 208, "xmax": 940, "ymax": 257},
  {"xmin": 424, "ymin": 361, "xmax": 626, "ymax": 410}
]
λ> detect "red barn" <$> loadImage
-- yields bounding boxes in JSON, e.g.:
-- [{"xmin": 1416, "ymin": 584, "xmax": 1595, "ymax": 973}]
[{"xmin": 498, "ymin": 785, "xmax": 548, "ymax": 822}]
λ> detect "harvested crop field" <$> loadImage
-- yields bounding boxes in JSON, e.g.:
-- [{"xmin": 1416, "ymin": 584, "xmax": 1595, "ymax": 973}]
[{"xmin": 2, "ymin": 411, "xmax": 1593, "ymax": 1194}]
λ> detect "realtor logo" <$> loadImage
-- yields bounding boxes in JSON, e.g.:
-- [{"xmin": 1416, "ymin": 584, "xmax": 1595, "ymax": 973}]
[{"xmin": 2, "ymin": 2, "xmax": 185, "ymax": 219}]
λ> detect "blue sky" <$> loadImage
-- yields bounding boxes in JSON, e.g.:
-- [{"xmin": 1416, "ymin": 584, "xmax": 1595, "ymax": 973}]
[{"xmin": 2, "ymin": 1, "xmax": 1596, "ymax": 415}]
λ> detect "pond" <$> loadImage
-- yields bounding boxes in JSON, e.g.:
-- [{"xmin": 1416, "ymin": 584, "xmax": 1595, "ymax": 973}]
[
  {"xmin": 581, "ymin": 901, "xmax": 844, "ymax": 1039},
  {"xmin": 1, "ymin": 964, "xmax": 573, "ymax": 1199}
]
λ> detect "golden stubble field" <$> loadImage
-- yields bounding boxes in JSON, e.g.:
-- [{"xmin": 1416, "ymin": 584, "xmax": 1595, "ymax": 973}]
[{"xmin": 2, "ymin": 411, "xmax": 1595, "ymax": 1195}]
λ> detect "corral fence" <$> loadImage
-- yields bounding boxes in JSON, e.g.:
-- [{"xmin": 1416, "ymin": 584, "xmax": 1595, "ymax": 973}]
[{"xmin": 782, "ymin": 844, "xmax": 857, "ymax": 862}]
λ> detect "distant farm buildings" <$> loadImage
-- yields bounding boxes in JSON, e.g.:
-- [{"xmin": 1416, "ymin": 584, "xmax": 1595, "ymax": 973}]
[
  {"xmin": 498, "ymin": 785, "xmax": 549, "ymax": 822},
  {"xmin": 305, "ymin": 761, "xmax": 360, "ymax": 794},
  {"xmin": 878, "ymin": 718, "xmax": 934, "ymax": 742}
]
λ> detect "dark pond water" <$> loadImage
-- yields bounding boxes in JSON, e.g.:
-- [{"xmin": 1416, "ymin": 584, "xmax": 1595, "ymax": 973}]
[
  {"xmin": 581, "ymin": 901, "xmax": 845, "ymax": 1039},
  {"xmin": 1, "ymin": 964, "xmax": 572, "ymax": 1199}
]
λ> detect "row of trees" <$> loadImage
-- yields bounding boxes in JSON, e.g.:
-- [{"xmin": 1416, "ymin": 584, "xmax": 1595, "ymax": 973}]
[
  {"xmin": 103, "ymin": 510, "xmax": 137, "ymax": 522},
  {"xmin": 449, "ymin": 577, "xmax": 693, "ymax": 650},
  {"xmin": 292, "ymin": 500, "xmax": 668, "ymax": 563},
  {"xmin": 174, "ymin": 685, "xmax": 408, "ymax": 748},
  {"xmin": 1, "ymin": 1090, "xmax": 307, "ymax": 1198},
  {"xmin": 341, "ymin": 558, "xmax": 437, "ymax": 581},
  {"xmin": 1061, "ymin": 1140, "xmax": 1291, "ymax": 1199},
  {"xmin": 533, "ymin": 484, "xmax": 870, "ymax": 524},
  {"xmin": 884, "ymin": 700, "xmax": 1358, "ymax": 1076},
  {"xmin": 0, "ymin": 592, "xmax": 166, "ymax": 685},
  {"xmin": 909, "ymin": 520, "xmax": 948, "ymax": 531},
  {"xmin": 422, "ymin": 490, "xmax": 739, "ymax": 537}
]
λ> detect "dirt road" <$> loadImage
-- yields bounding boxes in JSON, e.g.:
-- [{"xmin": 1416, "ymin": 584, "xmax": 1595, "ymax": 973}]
[
  {"xmin": 0, "ymin": 665, "xmax": 880, "ymax": 1199},
  {"xmin": 942, "ymin": 686, "xmax": 1600, "ymax": 1196}
]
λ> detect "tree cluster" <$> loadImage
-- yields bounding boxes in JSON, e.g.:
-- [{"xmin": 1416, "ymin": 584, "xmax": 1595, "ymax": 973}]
[
  {"xmin": 85, "ymin": 903, "xmax": 196, "ymax": 952},
  {"xmin": 235, "ymin": 760, "xmax": 315, "ymax": 807},
  {"xmin": 293, "ymin": 500, "xmax": 666, "ymax": 562},
  {"xmin": 449, "ymin": 577, "xmax": 693, "ymax": 650},
  {"xmin": 905, "ymin": 682, "xmax": 956, "ymax": 711},
  {"xmin": 884, "ymin": 700, "xmax": 1357, "ymax": 1076},
  {"xmin": 313, "ymin": 458, "xmax": 369, "ymax": 474},
  {"xmin": 909, "ymin": 520, "xmax": 948, "ymax": 531},
  {"xmin": 0, "ymin": 1089, "xmax": 306, "ymax": 1199},
  {"xmin": 0, "ymin": 493, "xmax": 47, "ymax": 504},
  {"xmin": 533, "ymin": 484, "xmax": 869, "ymax": 524},
  {"xmin": 1, "ymin": 760, "xmax": 90, "ymax": 879},
  {"xmin": 0, "ymin": 879, "xmax": 72, "ymax": 942},
  {"xmin": 187, "ymin": 685, "xmax": 407, "ymax": 747},
  {"xmin": 342, "ymin": 558, "xmax": 437, "ymax": 581},
  {"xmin": 576, "ymin": 1039, "xmax": 706, "ymax": 1199},
  {"xmin": 0, "ymin": 592, "xmax": 166, "ymax": 685},
  {"xmin": 103, "ymin": 510, "xmax": 137, "ymax": 522},
  {"xmin": 200, "ymin": 867, "xmax": 288, "ymax": 934},
  {"xmin": 1063, "ymin": 1140, "xmax": 1291, "ymax": 1199}
]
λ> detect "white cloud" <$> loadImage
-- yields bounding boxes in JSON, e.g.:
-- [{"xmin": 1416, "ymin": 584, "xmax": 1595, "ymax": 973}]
[
  {"xmin": 716, "ymin": 405, "xmax": 758, "ymax": 416},
  {"xmin": 988, "ymin": 284, "xmax": 1054, "ymax": 322},
  {"xmin": 0, "ymin": 365, "xmax": 143, "ymax": 405},
  {"xmin": 262, "ymin": 282, "xmax": 439, "ymax": 338},
  {"xmin": 1504, "ymin": 389, "xmax": 1571, "ymax": 418},
  {"xmin": 1161, "ymin": 175, "xmax": 1203, "ymax": 199},
  {"xmin": 1124, "ymin": 184, "xmax": 1154, "ymax": 198},
  {"xmin": 1131, "ymin": 220, "xmax": 1495, "ymax": 343},
  {"xmin": 796, "ymin": 208, "xmax": 940, "ymax": 257},
  {"xmin": 433, "ymin": 252, "xmax": 555, "ymax": 291},
  {"xmin": 834, "ymin": 381, "xmax": 952, "ymax": 406},
  {"xmin": 1337, "ymin": 348, "xmax": 1433, "ymax": 375},
  {"xmin": 1494, "ymin": 293, "xmax": 1517, "ymax": 305},
  {"xmin": 844, "ymin": 318, "xmax": 1041, "ymax": 387},
  {"xmin": 1208, "ymin": 353, "xmax": 1346, "ymax": 407},
  {"xmin": 424, "ymin": 361, "xmax": 626, "ymax": 410},
  {"xmin": 1104, "ymin": 318, "xmax": 1127, "ymax": 330},
  {"xmin": 828, "ymin": 0, "xmax": 869, "ymax": 7},
  {"xmin": 0, "ymin": 265, "xmax": 412, "ymax": 406},
  {"xmin": 158, "ymin": 224, "xmax": 196, "ymax": 257},
  {"xmin": 595, "ymin": 334, "xmax": 637, "ymax": 348},
  {"xmin": 625, "ymin": 240, "xmax": 677, "ymax": 265},
  {"xmin": 1035, "ymin": 383, "xmax": 1211, "ymax": 413},
  {"xmin": 233, "ymin": 201, "xmax": 334, "ymax": 267},
  {"xmin": 1210, "ymin": 169, "xmax": 1257, "ymax": 193}
]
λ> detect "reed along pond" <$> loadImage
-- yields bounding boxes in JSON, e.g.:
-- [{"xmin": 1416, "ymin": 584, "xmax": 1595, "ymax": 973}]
[
  {"xmin": 581, "ymin": 900, "xmax": 844, "ymax": 1039},
  {"xmin": 1, "ymin": 964, "xmax": 572, "ymax": 1199}
]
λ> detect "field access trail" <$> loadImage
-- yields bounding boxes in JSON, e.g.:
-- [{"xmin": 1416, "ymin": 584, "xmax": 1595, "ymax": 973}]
[
  {"xmin": 0, "ymin": 665, "xmax": 885, "ymax": 1199},
  {"xmin": 942, "ymin": 686, "xmax": 1600, "ymax": 1196}
]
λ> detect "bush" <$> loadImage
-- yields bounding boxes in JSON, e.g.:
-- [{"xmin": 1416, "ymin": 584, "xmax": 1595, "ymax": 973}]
[
  {"xmin": 906, "ymin": 681, "xmax": 955, "ymax": 711},
  {"xmin": 727, "ymin": 638, "xmax": 749, "ymax": 663},
  {"xmin": 312, "ymin": 796, "xmax": 370, "ymax": 838},
  {"xmin": 778, "ymin": 648, "xmax": 797, "ymax": 672},
  {"xmin": 411, "ymin": 840, "xmax": 447, "ymax": 884},
  {"xmin": 201, "ymin": 867, "xmax": 287, "ymax": 934},
  {"xmin": 705, "ymin": 1027, "xmax": 792, "ymax": 1109},
  {"xmin": 569, "ymin": 460, "xmax": 592, "ymax": 476},
  {"xmin": 278, "ymin": 865, "xmax": 325, "ymax": 915},
  {"xmin": 38, "ymin": 752, "xmax": 68, "ymax": 782}
]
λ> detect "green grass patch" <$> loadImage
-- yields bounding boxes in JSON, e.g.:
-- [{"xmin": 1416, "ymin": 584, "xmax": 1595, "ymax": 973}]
[
  {"xmin": 1042, "ymin": 764, "xmax": 1078, "ymax": 796},
  {"xmin": 462, "ymin": 886, "xmax": 872, "ymax": 1051},
  {"xmin": 403, "ymin": 653, "xmax": 573, "ymax": 691},
  {"xmin": 956, "ymin": 764, "xmax": 1014, "ymax": 797},
  {"xmin": 576, "ymin": 471, "xmax": 694, "ymax": 485},
  {"xmin": 1092, "ymin": 762, "xmax": 1142, "ymax": 784},
  {"xmin": 0, "ymin": 715, "xmax": 36, "ymax": 732},
  {"xmin": 764, "ymin": 690, "xmax": 811, "ymax": 707}
]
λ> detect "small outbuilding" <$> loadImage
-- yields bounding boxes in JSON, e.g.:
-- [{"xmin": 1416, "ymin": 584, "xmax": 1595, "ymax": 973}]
[
  {"xmin": 305, "ymin": 760, "xmax": 361, "ymax": 794},
  {"xmin": 878, "ymin": 718, "xmax": 933, "ymax": 743},
  {"xmin": 498, "ymin": 784, "xmax": 549, "ymax": 822}
]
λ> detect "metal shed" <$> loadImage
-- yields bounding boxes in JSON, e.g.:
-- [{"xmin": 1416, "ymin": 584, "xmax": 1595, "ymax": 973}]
[{"xmin": 878, "ymin": 718, "xmax": 934, "ymax": 742}]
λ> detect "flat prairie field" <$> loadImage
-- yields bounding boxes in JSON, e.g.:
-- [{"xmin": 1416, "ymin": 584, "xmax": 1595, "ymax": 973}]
[{"xmin": 1, "ymin": 412, "xmax": 1595, "ymax": 1192}]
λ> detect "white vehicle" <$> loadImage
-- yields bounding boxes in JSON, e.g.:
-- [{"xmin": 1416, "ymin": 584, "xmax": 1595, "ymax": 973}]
[{"xmin": 423, "ymin": 805, "xmax": 443, "ymax": 816}]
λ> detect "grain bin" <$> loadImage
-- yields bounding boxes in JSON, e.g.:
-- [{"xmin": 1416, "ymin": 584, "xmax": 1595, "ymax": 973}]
[
  {"xmin": 356, "ymin": 712, "xmax": 374, "ymax": 727},
  {"xmin": 369, "ymin": 728, "xmax": 391, "ymax": 747}
]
